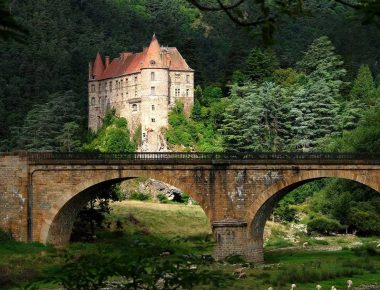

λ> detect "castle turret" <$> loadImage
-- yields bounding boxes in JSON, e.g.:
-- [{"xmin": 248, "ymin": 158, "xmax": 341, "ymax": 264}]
[
  {"xmin": 140, "ymin": 34, "xmax": 170, "ymax": 151},
  {"xmin": 92, "ymin": 52, "xmax": 104, "ymax": 80}
]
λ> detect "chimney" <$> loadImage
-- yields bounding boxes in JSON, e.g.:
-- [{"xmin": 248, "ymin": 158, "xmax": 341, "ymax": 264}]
[
  {"xmin": 88, "ymin": 61, "xmax": 93, "ymax": 80},
  {"xmin": 105, "ymin": 56, "xmax": 110, "ymax": 68}
]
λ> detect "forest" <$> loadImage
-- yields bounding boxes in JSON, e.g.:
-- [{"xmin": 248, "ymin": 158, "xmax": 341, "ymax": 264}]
[{"xmin": 1, "ymin": 0, "xmax": 380, "ymax": 234}]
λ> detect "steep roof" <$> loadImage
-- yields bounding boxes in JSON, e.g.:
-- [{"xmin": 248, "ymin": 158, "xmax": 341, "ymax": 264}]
[
  {"xmin": 90, "ymin": 35, "xmax": 193, "ymax": 81},
  {"xmin": 92, "ymin": 52, "xmax": 105, "ymax": 79}
]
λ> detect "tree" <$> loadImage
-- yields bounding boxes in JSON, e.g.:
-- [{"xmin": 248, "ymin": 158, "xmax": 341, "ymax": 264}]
[
  {"xmin": 14, "ymin": 90, "xmax": 83, "ymax": 151},
  {"xmin": 220, "ymin": 82, "xmax": 291, "ymax": 152},
  {"xmin": 71, "ymin": 183, "xmax": 120, "ymax": 241},
  {"xmin": 350, "ymin": 65, "xmax": 376, "ymax": 103},
  {"xmin": 323, "ymin": 103, "xmax": 380, "ymax": 152},
  {"xmin": 244, "ymin": 48, "xmax": 279, "ymax": 82},
  {"xmin": 187, "ymin": 0, "xmax": 380, "ymax": 43},
  {"xmin": 56, "ymin": 122, "xmax": 81, "ymax": 152},
  {"xmin": 83, "ymin": 113, "xmax": 136, "ymax": 152},
  {"xmin": 289, "ymin": 79, "xmax": 340, "ymax": 151},
  {"xmin": 0, "ymin": 0, "xmax": 27, "ymax": 42},
  {"xmin": 297, "ymin": 36, "xmax": 346, "ymax": 88}
]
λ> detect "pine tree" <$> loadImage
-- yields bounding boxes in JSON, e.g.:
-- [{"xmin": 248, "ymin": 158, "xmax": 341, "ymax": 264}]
[
  {"xmin": 244, "ymin": 48, "xmax": 279, "ymax": 83},
  {"xmin": 289, "ymin": 79, "xmax": 339, "ymax": 151},
  {"xmin": 56, "ymin": 122, "xmax": 81, "ymax": 152},
  {"xmin": 350, "ymin": 65, "xmax": 376, "ymax": 103},
  {"xmin": 220, "ymin": 82, "xmax": 291, "ymax": 152}
]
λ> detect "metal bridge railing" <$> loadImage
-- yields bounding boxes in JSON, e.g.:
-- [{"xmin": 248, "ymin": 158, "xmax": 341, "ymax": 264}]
[{"xmin": 23, "ymin": 151, "xmax": 380, "ymax": 162}]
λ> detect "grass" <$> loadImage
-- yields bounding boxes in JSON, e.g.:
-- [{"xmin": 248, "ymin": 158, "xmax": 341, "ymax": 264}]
[
  {"xmin": 107, "ymin": 200, "xmax": 212, "ymax": 238},
  {"xmin": 0, "ymin": 201, "xmax": 379, "ymax": 289}
]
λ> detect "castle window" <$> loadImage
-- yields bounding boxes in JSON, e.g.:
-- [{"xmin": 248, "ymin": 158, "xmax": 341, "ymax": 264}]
[
  {"xmin": 121, "ymin": 93, "xmax": 123, "ymax": 99},
  {"xmin": 143, "ymin": 133, "xmax": 146, "ymax": 138},
  {"xmin": 186, "ymin": 75, "xmax": 190, "ymax": 83},
  {"xmin": 91, "ymin": 84, "xmax": 95, "ymax": 92},
  {"xmin": 105, "ymin": 82, "xmax": 107, "ymax": 91},
  {"xmin": 186, "ymin": 88, "xmax": 190, "ymax": 97},
  {"xmin": 121, "ymin": 79, "xmax": 123, "ymax": 88},
  {"xmin": 91, "ymin": 97, "xmax": 95, "ymax": 105},
  {"xmin": 99, "ymin": 97, "xmax": 102, "ymax": 105},
  {"xmin": 109, "ymin": 82, "xmax": 112, "ymax": 92},
  {"xmin": 134, "ymin": 76, "xmax": 138, "ymax": 83},
  {"xmin": 132, "ymin": 103, "xmax": 137, "ymax": 111},
  {"xmin": 175, "ymin": 88, "xmax": 180, "ymax": 97},
  {"xmin": 151, "ymin": 86, "xmax": 155, "ymax": 95},
  {"xmin": 151, "ymin": 118, "xmax": 156, "ymax": 123},
  {"xmin": 152, "ymin": 105, "xmax": 155, "ymax": 111},
  {"xmin": 175, "ymin": 73, "xmax": 180, "ymax": 82},
  {"xmin": 135, "ymin": 88, "xmax": 137, "ymax": 97},
  {"xmin": 151, "ymin": 72, "xmax": 155, "ymax": 81},
  {"xmin": 98, "ymin": 83, "xmax": 101, "ymax": 91}
]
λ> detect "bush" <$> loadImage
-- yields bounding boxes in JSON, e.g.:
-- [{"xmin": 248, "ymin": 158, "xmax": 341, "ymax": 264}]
[
  {"xmin": 307, "ymin": 217, "xmax": 345, "ymax": 235},
  {"xmin": 157, "ymin": 193, "xmax": 169, "ymax": 203},
  {"xmin": 129, "ymin": 191, "xmax": 151, "ymax": 201},
  {"xmin": 0, "ymin": 229, "xmax": 13, "ymax": 241}
]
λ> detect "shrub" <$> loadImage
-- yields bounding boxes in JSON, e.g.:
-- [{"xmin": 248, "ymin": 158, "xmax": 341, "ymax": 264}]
[
  {"xmin": 129, "ymin": 191, "xmax": 151, "ymax": 201},
  {"xmin": 307, "ymin": 217, "xmax": 345, "ymax": 235},
  {"xmin": 224, "ymin": 255, "xmax": 246, "ymax": 264},
  {"xmin": 0, "ymin": 229, "xmax": 13, "ymax": 241},
  {"xmin": 157, "ymin": 193, "xmax": 169, "ymax": 203}
]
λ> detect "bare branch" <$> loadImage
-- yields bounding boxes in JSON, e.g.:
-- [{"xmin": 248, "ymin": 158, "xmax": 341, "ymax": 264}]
[{"xmin": 186, "ymin": 0, "xmax": 247, "ymax": 11}]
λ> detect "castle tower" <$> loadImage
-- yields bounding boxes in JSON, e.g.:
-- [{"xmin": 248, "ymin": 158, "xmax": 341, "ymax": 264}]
[{"xmin": 88, "ymin": 34, "xmax": 194, "ymax": 152}]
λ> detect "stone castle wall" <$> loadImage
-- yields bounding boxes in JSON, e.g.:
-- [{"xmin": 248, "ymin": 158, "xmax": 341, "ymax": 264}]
[{"xmin": 88, "ymin": 69, "xmax": 194, "ymax": 151}]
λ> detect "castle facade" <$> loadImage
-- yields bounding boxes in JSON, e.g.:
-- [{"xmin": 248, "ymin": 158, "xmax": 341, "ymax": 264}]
[{"xmin": 88, "ymin": 35, "xmax": 194, "ymax": 151}]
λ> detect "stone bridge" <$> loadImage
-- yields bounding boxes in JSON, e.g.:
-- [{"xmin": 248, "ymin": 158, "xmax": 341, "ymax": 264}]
[{"xmin": 1, "ymin": 152, "xmax": 380, "ymax": 263}]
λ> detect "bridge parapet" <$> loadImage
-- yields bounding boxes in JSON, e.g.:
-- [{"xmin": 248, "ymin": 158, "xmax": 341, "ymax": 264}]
[{"xmin": 23, "ymin": 151, "xmax": 380, "ymax": 165}]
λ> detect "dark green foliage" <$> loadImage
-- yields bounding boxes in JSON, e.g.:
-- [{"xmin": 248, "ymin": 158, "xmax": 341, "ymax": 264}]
[
  {"xmin": 157, "ymin": 193, "xmax": 169, "ymax": 203},
  {"xmin": 273, "ymin": 204, "xmax": 297, "ymax": 223},
  {"xmin": 40, "ymin": 239, "xmax": 231, "ymax": 290},
  {"xmin": 0, "ymin": 229, "xmax": 13, "ymax": 241},
  {"xmin": 166, "ymin": 101, "xmax": 223, "ymax": 151},
  {"xmin": 244, "ymin": 48, "xmax": 279, "ymax": 82},
  {"xmin": 13, "ymin": 90, "xmax": 83, "ymax": 151},
  {"xmin": 0, "ymin": 0, "xmax": 27, "ymax": 42},
  {"xmin": 221, "ymin": 82, "xmax": 291, "ymax": 152},
  {"xmin": 307, "ymin": 217, "xmax": 345, "ymax": 235},
  {"xmin": 129, "ymin": 191, "xmax": 151, "ymax": 201},
  {"xmin": 324, "ymin": 103, "xmax": 380, "ymax": 152},
  {"xmin": 83, "ymin": 112, "xmax": 136, "ymax": 152},
  {"xmin": 350, "ymin": 65, "xmax": 376, "ymax": 102},
  {"xmin": 71, "ymin": 184, "xmax": 120, "ymax": 241}
]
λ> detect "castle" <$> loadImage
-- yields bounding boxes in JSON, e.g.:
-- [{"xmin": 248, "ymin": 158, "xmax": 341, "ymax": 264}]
[{"xmin": 88, "ymin": 34, "xmax": 194, "ymax": 151}]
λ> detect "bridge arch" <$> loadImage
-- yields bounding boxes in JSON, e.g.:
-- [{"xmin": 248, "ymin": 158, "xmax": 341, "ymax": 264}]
[
  {"xmin": 247, "ymin": 169, "xmax": 380, "ymax": 262},
  {"xmin": 39, "ymin": 170, "xmax": 209, "ymax": 246}
]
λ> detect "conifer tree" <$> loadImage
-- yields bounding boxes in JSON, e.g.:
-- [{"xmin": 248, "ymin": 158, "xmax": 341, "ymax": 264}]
[
  {"xmin": 350, "ymin": 65, "xmax": 376, "ymax": 103},
  {"xmin": 220, "ymin": 82, "xmax": 291, "ymax": 152},
  {"xmin": 244, "ymin": 48, "xmax": 279, "ymax": 82}
]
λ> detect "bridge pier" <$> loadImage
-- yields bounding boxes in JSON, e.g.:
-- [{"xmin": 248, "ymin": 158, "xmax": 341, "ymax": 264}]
[{"xmin": 212, "ymin": 220, "xmax": 264, "ymax": 263}]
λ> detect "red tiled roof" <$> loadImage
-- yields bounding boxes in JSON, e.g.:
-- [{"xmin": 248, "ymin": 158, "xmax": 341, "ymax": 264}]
[
  {"xmin": 91, "ymin": 35, "xmax": 193, "ymax": 81},
  {"xmin": 92, "ymin": 52, "xmax": 105, "ymax": 79}
]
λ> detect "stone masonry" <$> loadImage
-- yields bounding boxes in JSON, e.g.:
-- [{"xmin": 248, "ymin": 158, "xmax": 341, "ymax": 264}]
[{"xmin": 1, "ymin": 152, "xmax": 380, "ymax": 263}]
